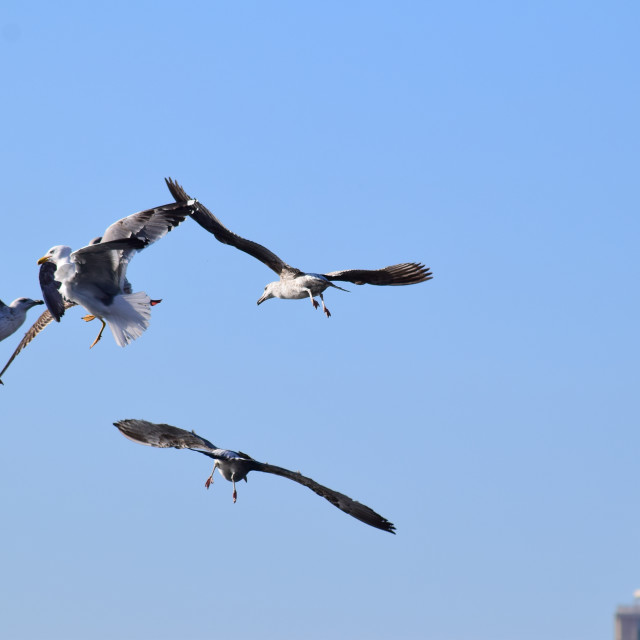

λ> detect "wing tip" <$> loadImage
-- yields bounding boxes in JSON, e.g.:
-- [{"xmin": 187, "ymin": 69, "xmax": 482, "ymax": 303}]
[
  {"xmin": 113, "ymin": 418, "xmax": 153, "ymax": 447},
  {"xmin": 367, "ymin": 511, "xmax": 396, "ymax": 534},
  {"xmin": 385, "ymin": 262, "xmax": 433, "ymax": 285}
]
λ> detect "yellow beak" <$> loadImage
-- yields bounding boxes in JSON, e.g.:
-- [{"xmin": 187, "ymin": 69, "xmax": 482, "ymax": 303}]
[{"xmin": 37, "ymin": 256, "xmax": 50, "ymax": 265}]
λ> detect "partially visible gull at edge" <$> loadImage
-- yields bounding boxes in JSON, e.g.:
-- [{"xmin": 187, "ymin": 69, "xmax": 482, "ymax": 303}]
[
  {"xmin": 114, "ymin": 418, "xmax": 396, "ymax": 534},
  {"xmin": 0, "ymin": 300, "xmax": 76, "ymax": 385},
  {"xmin": 165, "ymin": 178, "xmax": 432, "ymax": 318},
  {"xmin": 0, "ymin": 297, "xmax": 43, "ymax": 342}
]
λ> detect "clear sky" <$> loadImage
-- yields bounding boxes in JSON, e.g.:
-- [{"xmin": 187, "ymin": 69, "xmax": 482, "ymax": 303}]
[{"xmin": 1, "ymin": 2, "xmax": 638, "ymax": 639}]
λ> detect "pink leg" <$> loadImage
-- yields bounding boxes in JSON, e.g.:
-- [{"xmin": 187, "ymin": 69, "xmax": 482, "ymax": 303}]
[
  {"xmin": 308, "ymin": 290, "xmax": 319, "ymax": 310},
  {"xmin": 204, "ymin": 461, "xmax": 218, "ymax": 489},
  {"xmin": 320, "ymin": 293, "xmax": 331, "ymax": 318}
]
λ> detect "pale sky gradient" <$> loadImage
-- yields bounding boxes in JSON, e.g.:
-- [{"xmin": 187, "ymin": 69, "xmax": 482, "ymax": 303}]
[{"xmin": 1, "ymin": 2, "xmax": 638, "ymax": 639}]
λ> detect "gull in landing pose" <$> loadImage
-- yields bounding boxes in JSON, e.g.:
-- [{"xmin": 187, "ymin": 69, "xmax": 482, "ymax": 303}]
[
  {"xmin": 165, "ymin": 178, "xmax": 432, "ymax": 317},
  {"xmin": 37, "ymin": 199, "xmax": 196, "ymax": 348},
  {"xmin": 114, "ymin": 418, "xmax": 396, "ymax": 534},
  {"xmin": 0, "ymin": 297, "xmax": 43, "ymax": 342}
]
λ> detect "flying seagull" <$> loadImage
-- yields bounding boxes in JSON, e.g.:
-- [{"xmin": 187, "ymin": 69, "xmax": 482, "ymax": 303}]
[
  {"xmin": 37, "ymin": 200, "xmax": 196, "ymax": 348},
  {"xmin": 165, "ymin": 178, "xmax": 432, "ymax": 317},
  {"xmin": 114, "ymin": 418, "xmax": 396, "ymax": 534},
  {"xmin": 0, "ymin": 297, "xmax": 44, "ymax": 342}
]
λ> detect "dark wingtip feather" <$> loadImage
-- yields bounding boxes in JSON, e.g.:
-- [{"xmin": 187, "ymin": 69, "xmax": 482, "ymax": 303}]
[
  {"xmin": 325, "ymin": 261, "xmax": 432, "ymax": 286},
  {"xmin": 165, "ymin": 177, "xmax": 191, "ymax": 203},
  {"xmin": 388, "ymin": 262, "xmax": 433, "ymax": 285}
]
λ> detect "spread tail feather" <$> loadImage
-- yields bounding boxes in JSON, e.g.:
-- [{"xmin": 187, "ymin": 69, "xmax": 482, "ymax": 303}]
[{"xmin": 106, "ymin": 292, "xmax": 152, "ymax": 347}]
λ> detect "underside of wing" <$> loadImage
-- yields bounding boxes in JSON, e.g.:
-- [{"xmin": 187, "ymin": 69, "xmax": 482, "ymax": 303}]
[
  {"xmin": 256, "ymin": 462, "xmax": 396, "ymax": 533},
  {"xmin": 87, "ymin": 201, "xmax": 194, "ymax": 290},
  {"xmin": 324, "ymin": 262, "xmax": 432, "ymax": 286},
  {"xmin": 39, "ymin": 261, "xmax": 67, "ymax": 321},
  {"xmin": 114, "ymin": 419, "xmax": 219, "ymax": 454},
  {"xmin": 0, "ymin": 301, "xmax": 77, "ymax": 384},
  {"xmin": 70, "ymin": 245, "xmax": 126, "ymax": 302},
  {"xmin": 101, "ymin": 201, "xmax": 195, "ymax": 247},
  {"xmin": 165, "ymin": 178, "xmax": 294, "ymax": 276}
]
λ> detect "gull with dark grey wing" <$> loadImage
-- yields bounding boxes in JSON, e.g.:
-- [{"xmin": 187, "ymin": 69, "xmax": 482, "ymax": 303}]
[
  {"xmin": 165, "ymin": 178, "xmax": 432, "ymax": 318},
  {"xmin": 114, "ymin": 418, "xmax": 396, "ymax": 534}
]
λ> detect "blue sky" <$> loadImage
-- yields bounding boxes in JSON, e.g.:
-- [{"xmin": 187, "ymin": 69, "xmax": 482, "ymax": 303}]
[{"xmin": 1, "ymin": 2, "xmax": 638, "ymax": 639}]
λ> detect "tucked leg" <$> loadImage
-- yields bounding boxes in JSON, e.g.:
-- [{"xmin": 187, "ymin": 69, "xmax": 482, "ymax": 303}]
[
  {"xmin": 205, "ymin": 461, "xmax": 219, "ymax": 489},
  {"xmin": 150, "ymin": 299, "xmax": 162, "ymax": 306},
  {"xmin": 89, "ymin": 318, "xmax": 107, "ymax": 349},
  {"xmin": 319, "ymin": 293, "xmax": 331, "ymax": 318},
  {"xmin": 82, "ymin": 314, "xmax": 96, "ymax": 322}
]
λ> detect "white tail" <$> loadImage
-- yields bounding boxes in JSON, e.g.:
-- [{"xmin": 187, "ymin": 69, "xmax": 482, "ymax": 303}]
[{"xmin": 106, "ymin": 292, "xmax": 152, "ymax": 347}]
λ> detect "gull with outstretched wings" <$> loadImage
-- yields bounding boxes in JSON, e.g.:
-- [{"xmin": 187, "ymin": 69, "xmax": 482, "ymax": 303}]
[
  {"xmin": 114, "ymin": 418, "xmax": 396, "ymax": 534},
  {"xmin": 165, "ymin": 178, "xmax": 431, "ymax": 317},
  {"xmin": 36, "ymin": 199, "xmax": 196, "ymax": 348}
]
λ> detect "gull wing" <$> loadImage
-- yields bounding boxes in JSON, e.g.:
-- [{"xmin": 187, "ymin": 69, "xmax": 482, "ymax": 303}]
[
  {"xmin": 324, "ymin": 262, "xmax": 432, "ymax": 286},
  {"xmin": 78, "ymin": 201, "xmax": 196, "ymax": 292},
  {"xmin": 0, "ymin": 301, "xmax": 77, "ymax": 385},
  {"xmin": 114, "ymin": 419, "xmax": 220, "ymax": 454},
  {"xmin": 39, "ymin": 260, "xmax": 68, "ymax": 321},
  {"xmin": 70, "ymin": 238, "xmax": 147, "ymax": 304},
  {"xmin": 115, "ymin": 419, "xmax": 254, "ymax": 464},
  {"xmin": 100, "ymin": 201, "xmax": 195, "ymax": 246},
  {"xmin": 255, "ymin": 461, "xmax": 396, "ymax": 534},
  {"xmin": 165, "ymin": 178, "xmax": 298, "ymax": 277}
]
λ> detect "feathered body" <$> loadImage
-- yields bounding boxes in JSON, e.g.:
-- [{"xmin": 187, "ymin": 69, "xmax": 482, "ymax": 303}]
[
  {"xmin": 44, "ymin": 245, "xmax": 152, "ymax": 347},
  {"xmin": 259, "ymin": 273, "xmax": 348, "ymax": 303}
]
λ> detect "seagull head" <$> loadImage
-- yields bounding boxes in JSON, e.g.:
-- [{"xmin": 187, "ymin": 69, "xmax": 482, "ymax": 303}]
[
  {"xmin": 257, "ymin": 282, "xmax": 278, "ymax": 305},
  {"xmin": 10, "ymin": 297, "xmax": 44, "ymax": 311},
  {"xmin": 37, "ymin": 245, "xmax": 72, "ymax": 266}
]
